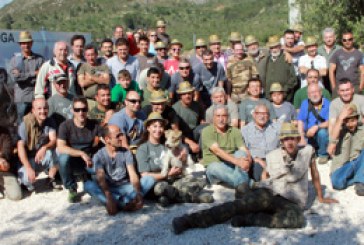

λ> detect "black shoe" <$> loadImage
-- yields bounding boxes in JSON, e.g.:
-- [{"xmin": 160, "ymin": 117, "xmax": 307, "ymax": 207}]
[
  {"xmin": 235, "ymin": 182, "xmax": 250, "ymax": 199},
  {"xmin": 158, "ymin": 196, "xmax": 170, "ymax": 207},
  {"xmin": 355, "ymin": 183, "xmax": 364, "ymax": 196},
  {"xmin": 172, "ymin": 216, "xmax": 190, "ymax": 235},
  {"xmin": 48, "ymin": 178, "xmax": 63, "ymax": 191}
]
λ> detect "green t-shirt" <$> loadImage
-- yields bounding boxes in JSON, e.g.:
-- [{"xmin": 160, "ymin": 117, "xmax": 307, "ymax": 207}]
[
  {"xmin": 111, "ymin": 80, "xmax": 142, "ymax": 104},
  {"xmin": 293, "ymin": 86, "xmax": 332, "ymax": 109},
  {"xmin": 172, "ymin": 100, "xmax": 203, "ymax": 137},
  {"xmin": 201, "ymin": 124, "xmax": 245, "ymax": 166}
]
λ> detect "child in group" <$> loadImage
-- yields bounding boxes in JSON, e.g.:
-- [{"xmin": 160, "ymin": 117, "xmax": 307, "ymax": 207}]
[
  {"xmin": 270, "ymin": 82, "xmax": 296, "ymax": 123},
  {"xmin": 111, "ymin": 69, "xmax": 142, "ymax": 105}
]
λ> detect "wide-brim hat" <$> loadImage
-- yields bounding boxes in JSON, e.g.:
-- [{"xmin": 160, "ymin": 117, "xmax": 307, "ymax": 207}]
[
  {"xmin": 176, "ymin": 81, "xmax": 195, "ymax": 94},
  {"xmin": 155, "ymin": 41, "xmax": 166, "ymax": 49},
  {"xmin": 291, "ymin": 23, "xmax": 304, "ymax": 33},
  {"xmin": 209, "ymin": 34, "xmax": 221, "ymax": 44},
  {"xmin": 345, "ymin": 104, "xmax": 359, "ymax": 119},
  {"xmin": 144, "ymin": 112, "xmax": 168, "ymax": 127},
  {"xmin": 170, "ymin": 39, "xmax": 183, "ymax": 48},
  {"xmin": 229, "ymin": 32, "xmax": 242, "ymax": 42},
  {"xmin": 195, "ymin": 38, "xmax": 207, "ymax": 47},
  {"xmin": 270, "ymin": 82, "xmax": 286, "ymax": 93},
  {"xmin": 267, "ymin": 35, "xmax": 281, "ymax": 48},
  {"xmin": 245, "ymin": 35, "xmax": 259, "ymax": 46},
  {"xmin": 156, "ymin": 20, "xmax": 166, "ymax": 27},
  {"xmin": 18, "ymin": 31, "xmax": 33, "ymax": 43},
  {"xmin": 150, "ymin": 90, "xmax": 168, "ymax": 104},
  {"xmin": 280, "ymin": 122, "xmax": 300, "ymax": 139},
  {"xmin": 305, "ymin": 36, "xmax": 318, "ymax": 47}
]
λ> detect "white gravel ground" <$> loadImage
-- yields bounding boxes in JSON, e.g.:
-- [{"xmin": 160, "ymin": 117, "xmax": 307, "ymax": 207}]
[{"xmin": 0, "ymin": 162, "xmax": 363, "ymax": 245}]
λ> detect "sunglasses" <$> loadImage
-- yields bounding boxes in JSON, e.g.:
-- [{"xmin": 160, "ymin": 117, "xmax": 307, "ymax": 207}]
[
  {"xmin": 179, "ymin": 66, "xmax": 190, "ymax": 70},
  {"xmin": 73, "ymin": 107, "xmax": 88, "ymax": 113},
  {"xmin": 150, "ymin": 34, "xmax": 157, "ymax": 37},
  {"xmin": 342, "ymin": 38, "xmax": 353, "ymax": 42},
  {"xmin": 196, "ymin": 46, "xmax": 206, "ymax": 49},
  {"xmin": 127, "ymin": 99, "xmax": 141, "ymax": 104},
  {"xmin": 172, "ymin": 48, "xmax": 181, "ymax": 52},
  {"xmin": 157, "ymin": 48, "xmax": 166, "ymax": 51}
]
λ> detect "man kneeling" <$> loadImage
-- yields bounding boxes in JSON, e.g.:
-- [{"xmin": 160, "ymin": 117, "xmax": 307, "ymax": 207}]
[
  {"xmin": 172, "ymin": 122, "xmax": 337, "ymax": 234},
  {"xmin": 84, "ymin": 125, "xmax": 155, "ymax": 215}
]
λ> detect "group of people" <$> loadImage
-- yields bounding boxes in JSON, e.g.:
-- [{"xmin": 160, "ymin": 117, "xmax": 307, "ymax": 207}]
[{"xmin": 1, "ymin": 20, "xmax": 364, "ymax": 233}]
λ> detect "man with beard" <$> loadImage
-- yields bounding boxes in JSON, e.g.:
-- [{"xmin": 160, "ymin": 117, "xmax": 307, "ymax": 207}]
[
  {"xmin": 297, "ymin": 83, "xmax": 330, "ymax": 164},
  {"xmin": 245, "ymin": 35, "xmax": 268, "ymax": 78},
  {"xmin": 282, "ymin": 28, "xmax": 305, "ymax": 76},
  {"xmin": 88, "ymin": 84, "xmax": 116, "ymax": 126},
  {"xmin": 68, "ymin": 35, "xmax": 86, "ymax": 69},
  {"xmin": 156, "ymin": 20, "xmax": 171, "ymax": 46},
  {"xmin": 190, "ymin": 38, "xmax": 207, "ymax": 72},
  {"xmin": 260, "ymin": 35, "xmax": 297, "ymax": 102},
  {"xmin": 98, "ymin": 38, "xmax": 114, "ymax": 64}
]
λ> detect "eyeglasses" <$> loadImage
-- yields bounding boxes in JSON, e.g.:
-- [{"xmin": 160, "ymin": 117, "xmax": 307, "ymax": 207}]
[
  {"xmin": 150, "ymin": 34, "xmax": 157, "ymax": 37},
  {"xmin": 172, "ymin": 48, "xmax": 181, "ymax": 52},
  {"xmin": 342, "ymin": 38, "xmax": 353, "ymax": 42},
  {"xmin": 179, "ymin": 66, "xmax": 190, "ymax": 70},
  {"xmin": 127, "ymin": 99, "xmax": 141, "ymax": 104},
  {"xmin": 156, "ymin": 48, "xmax": 166, "ymax": 51},
  {"xmin": 73, "ymin": 107, "xmax": 88, "ymax": 113},
  {"xmin": 255, "ymin": 112, "xmax": 269, "ymax": 115}
]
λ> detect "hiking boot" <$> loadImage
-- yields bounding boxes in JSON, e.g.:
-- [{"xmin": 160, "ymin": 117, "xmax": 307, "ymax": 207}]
[
  {"xmin": 318, "ymin": 156, "xmax": 329, "ymax": 164},
  {"xmin": 197, "ymin": 193, "xmax": 214, "ymax": 203},
  {"xmin": 235, "ymin": 182, "xmax": 250, "ymax": 199},
  {"xmin": 68, "ymin": 188, "xmax": 78, "ymax": 203},
  {"xmin": 158, "ymin": 196, "xmax": 170, "ymax": 207},
  {"xmin": 48, "ymin": 178, "xmax": 63, "ymax": 191},
  {"xmin": 354, "ymin": 183, "xmax": 364, "ymax": 196},
  {"xmin": 172, "ymin": 215, "xmax": 190, "ymax": 235}
]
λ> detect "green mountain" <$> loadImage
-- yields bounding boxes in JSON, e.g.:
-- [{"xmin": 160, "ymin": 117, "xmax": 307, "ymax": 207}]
[{"xmin": 0, "ymin": 0, "xmax": 288, "ymax": 49}]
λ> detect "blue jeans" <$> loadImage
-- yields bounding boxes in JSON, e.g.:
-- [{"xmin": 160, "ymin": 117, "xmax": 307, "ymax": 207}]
[
  {"xmin": 206, "ymin": 150, "xmax": 250, "ymax": 188},
  {"xmin": 84, "ymin": 176, "xmax": 155, "ymax": 207},
  {"xmin": 331, "ymin": 150, "xmax": 364, "ymax": 190},
  {"xmin": 18, "ymin": 150, "xmax": 57, "ymax": 190},
  {"xmin": 308, "ymin": 128, "xmax": 329, "ymax": 157},
  {"xmin": 58, "ymin": 154, "xmax": 87, "ymax": 190}
]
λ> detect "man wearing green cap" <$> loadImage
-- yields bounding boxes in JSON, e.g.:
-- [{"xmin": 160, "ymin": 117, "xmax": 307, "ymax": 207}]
[
  {"xmin": 172, "ymin": 122, "xmax": 337, "ymax": 234},
  {"xmin": 328, "ymin": 104, "xmax": 364, "ymax": 196}
]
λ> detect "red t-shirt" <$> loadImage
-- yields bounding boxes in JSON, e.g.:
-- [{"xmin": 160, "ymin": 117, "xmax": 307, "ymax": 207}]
[{"xmin": 164, "ymin": 59, "xmax": 180, "ymax": 76}]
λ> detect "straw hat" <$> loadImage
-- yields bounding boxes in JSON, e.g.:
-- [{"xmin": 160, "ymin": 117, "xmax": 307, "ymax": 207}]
[
  {"xmin": 150, "ymin": 90, "xmax": 168, "ymax": 104},
  {"xmin": 245, "ymin": 35, "xmax": 259, "ymax": 46},
  {"xmin": 176, "ymin": 81, "xmax": 195, "ymax": 94},
  {"xmin": 266, "ymin": 35, "xmax": 281, "ymax": 48},
  {"xmin": 229, "ymin": 32, "xmax": 242, "ymax": 42},
  {"xmin": 144, "ymin": 112, "xmax": 167, "ymax": 126},
  {"xmin": 345, "ymin": 104, "xmax": 359, "ymax": 119},
  {"xmin": 195, "ymin": 38, "xmax": 207, "ymax": 47},
  {"xmin": 270, "ymin": 82, "xmax": 286, "ymax": 93},
  {"xmin": 304, "ymin": 36, "xmax": 318, "ymax": 47},
  {"xmin": 156, "ymin": 20, "xmax": 166, "ymax": 27},
  {"xmin": 155, "ymin": 41, "xmax": 166, "ymax": 49},
  {"xmin": 18, "ymin": 31, "xmax": 33, "ymax": 43},
  {"xmin": 291, "ymin": 23, "xmax": 304, "ymax": 33},
  {"xmin": 170, "ymin": 39, "xmax": 183, "ymax": 47},
  {"xmin": 209, "ymin": 34, "xmax": 221, "ymax": 44},
  {"xmin": 280, "ymin": 122, "xmax": 300, "ymax": 139}
]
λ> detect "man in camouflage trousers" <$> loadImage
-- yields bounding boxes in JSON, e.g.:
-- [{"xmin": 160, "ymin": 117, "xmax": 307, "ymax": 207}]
[
  {"xmin": 226, "ymin": 42, "xmax": 259, "ymax": 103},
  {"xmin": 172, "ymin": 123, "xmax": 337, "ymax": 234}
]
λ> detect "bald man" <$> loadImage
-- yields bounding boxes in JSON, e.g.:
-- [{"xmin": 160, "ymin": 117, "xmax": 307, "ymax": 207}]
[
  {"xmin": 17, "ymin": 98, "xmax": 60, "ymax": 191},
  {"xmin": 35, "ymin": 41, "xmax": 77, "ymax": 99}
]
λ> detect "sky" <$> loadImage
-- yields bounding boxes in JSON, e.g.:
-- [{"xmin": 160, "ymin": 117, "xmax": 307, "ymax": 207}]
[{"xmin": 0, "ymin": 0, "xmax": 13, "ymax": 9}]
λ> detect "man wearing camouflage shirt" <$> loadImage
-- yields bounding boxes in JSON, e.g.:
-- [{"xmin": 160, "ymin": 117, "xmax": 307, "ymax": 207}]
[{"xmin": 227, "ymin": 42, "xmax": 259, "ymax": 103}]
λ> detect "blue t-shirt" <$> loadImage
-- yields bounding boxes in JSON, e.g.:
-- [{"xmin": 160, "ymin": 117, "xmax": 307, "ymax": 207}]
[
  {"xmin": 93, "ymin": 147, "xmax": 134, "ymax": 185},
  {"xmin": 108, "ymin": 108, "xmax": 146, "ymax": 146},
  {"xmin": 297, "ymin": 98, "xmax": 330, "ymax": 131}
]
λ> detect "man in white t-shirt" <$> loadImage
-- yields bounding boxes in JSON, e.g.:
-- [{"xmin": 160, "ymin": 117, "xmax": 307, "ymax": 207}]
[{"xmin": 298, "ymin": 36, "xmax": 327, "ymax": 87}]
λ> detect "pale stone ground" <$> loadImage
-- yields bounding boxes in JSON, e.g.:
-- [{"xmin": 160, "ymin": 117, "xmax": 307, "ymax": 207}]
[{"xmin": 0, "ymin": 162, "xmax": 363, "ymax": 245}]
